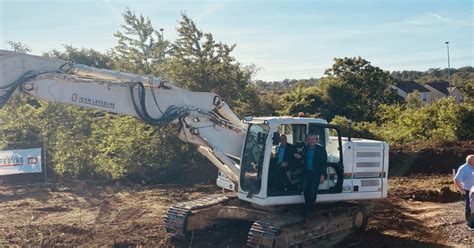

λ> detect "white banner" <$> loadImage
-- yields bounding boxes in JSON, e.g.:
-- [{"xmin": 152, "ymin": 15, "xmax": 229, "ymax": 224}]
[{"xmin": 0, "ymin": 148, "xmax": 42, "ymax": 176}]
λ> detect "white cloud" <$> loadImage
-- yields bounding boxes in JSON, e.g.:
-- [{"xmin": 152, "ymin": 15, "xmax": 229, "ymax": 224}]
[
  {"xmin": 195, "ymin": 1, "xmax": 226, "ymax": 22},
  {"xmin": 426, "ymin": 13, "xmax": 443, "ymax": 20},
  {"xmin": 394, "ymin": 13, "xmax": 472, "ymax": 27}
]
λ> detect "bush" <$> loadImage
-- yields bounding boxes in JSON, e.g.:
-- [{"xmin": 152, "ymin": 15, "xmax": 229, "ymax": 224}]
[
  {"xmin": 0, "ymin": 96, "xmax": 205, "ymax": 181},
  {"xmin": 332, "ymin": 98, "xmax": 474, "ymax": 144},
  {"xmin": 329, "ymin": 116, "xmax": 379, "ymax": 140}
]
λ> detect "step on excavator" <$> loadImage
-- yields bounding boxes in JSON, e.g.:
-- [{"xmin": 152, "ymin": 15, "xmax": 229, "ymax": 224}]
[{"xmin": 0, "ymin": 50, "xmax": 389, "ymax": 247}]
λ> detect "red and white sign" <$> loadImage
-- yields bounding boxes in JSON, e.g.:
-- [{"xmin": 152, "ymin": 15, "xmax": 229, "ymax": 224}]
[{"xmin": 0, "ymin": 148, "xmax": 42, "ymax": 176}]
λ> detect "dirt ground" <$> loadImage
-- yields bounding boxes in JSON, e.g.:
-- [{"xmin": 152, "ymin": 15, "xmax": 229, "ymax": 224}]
[{"xmin": 0, "ymin": 174, "xmax": 472, "ymax": 247}]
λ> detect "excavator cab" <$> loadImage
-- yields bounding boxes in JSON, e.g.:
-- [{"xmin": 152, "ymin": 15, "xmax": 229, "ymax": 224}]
[
  {"xmin": 238, "ymin": 117, "xmax": 346, "ymax": 205},
  {"xmin": 236, "ymin": 116, "xmax": 388, "ymax": 206}
]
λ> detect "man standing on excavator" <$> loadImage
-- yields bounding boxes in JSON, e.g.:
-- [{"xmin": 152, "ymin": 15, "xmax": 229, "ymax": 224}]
[
  {"xmin": 295, "ymin": 134, "xmax": 328, "ymax": 218},
  {"xmin": 454, "ymin": 155, "xmax": 474, "ymax": 227}
]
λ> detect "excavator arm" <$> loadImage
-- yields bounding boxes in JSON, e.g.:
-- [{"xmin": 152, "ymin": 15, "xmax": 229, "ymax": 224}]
[{"xmin": 0, "ymin": 49, "xmax": 245, "ymax": 184}]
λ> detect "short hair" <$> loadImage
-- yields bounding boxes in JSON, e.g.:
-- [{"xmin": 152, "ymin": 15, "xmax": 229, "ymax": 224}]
[
  {"xmin": 280, "ymin": 134, "xmax": 287, "ymax": 138},
  {"xmin": 306, "ymin": 134, "xmax": 317, "ymax": 139},
  {"xmin": 467, "ymin": 155, "xmax": 474, "ymax": 164}
]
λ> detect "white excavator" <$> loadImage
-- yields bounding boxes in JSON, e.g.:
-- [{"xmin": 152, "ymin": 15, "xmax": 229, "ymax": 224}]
[{"xmin": 0, "ymin": 49, "xmax": 389, "ymax": 247}]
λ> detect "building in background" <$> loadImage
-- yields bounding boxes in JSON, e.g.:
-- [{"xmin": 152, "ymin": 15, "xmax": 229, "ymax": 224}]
[
  {"xmin": 424, "ymin": 81, "xmax": 463, "ymax": 103},
  {"xmin": 393, "ymin": 80, "xmax": 431, "ymax": 104}
]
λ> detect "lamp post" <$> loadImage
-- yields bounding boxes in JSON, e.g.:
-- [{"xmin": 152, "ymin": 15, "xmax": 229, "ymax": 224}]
[
  {"xmin": 445, "ymin": 41, "xmax": 452, "ymax": 96},
  {"xmin": 159, "ymin": 28, "xmax": 165, "ymax": 62}
]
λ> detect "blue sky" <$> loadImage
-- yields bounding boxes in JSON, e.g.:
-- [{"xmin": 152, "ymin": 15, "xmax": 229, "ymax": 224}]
[{"xmin": 1, "ymin": 0, "xmax": 472, "ymax": 81}]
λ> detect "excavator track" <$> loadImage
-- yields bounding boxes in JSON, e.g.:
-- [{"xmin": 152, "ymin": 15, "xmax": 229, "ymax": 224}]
[
  {"xmin": 165, "ymin": 194, "xmax": 369, "ymax": 247},
  {"xmin": 247, "ymin": 202, "xmax": 367, "ymax": 247},
  {"xmin": 247, "ymin": 220, "xmax": 281, "ymax": 247},
  {"xmin": 164, "ymin": 193, "xmax": 236, "ymax": 238}
]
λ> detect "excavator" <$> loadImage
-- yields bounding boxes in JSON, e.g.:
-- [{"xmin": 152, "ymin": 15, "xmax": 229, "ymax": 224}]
[{"xmin": 0, "ymin": 50, "xmax": 389, "ymax": 247}]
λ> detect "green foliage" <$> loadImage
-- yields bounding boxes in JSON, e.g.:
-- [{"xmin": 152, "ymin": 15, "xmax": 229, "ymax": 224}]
[
  {"xmin": 111, "ymin": 8, "xmax": 167, "ymax": 75},
  {"xmin": 0, "ymin": 95, "xmax": 43, "ymax": 144},
  {"xmin": 321, "ymin": 57, "xmax": 399, "ymax": 121},
  {"xmin": 7, "ymin": 41, "xmax": 31, "ymax": 53},
  {"xmin": 258, "ymin": 92, "xmax": 282, "ymax": 116},
  {"xmin": 329, "ymin": 116, "xmax": 378, "ymax": 140},
  {"xmin": 93, "ymin": 116, "xmax": 202, "ymax": 179},
  {"xmin": 43, "ymin": 45, "xmax": 112, "ymax": 69},
  {"xmin": 255, "ymin": 78, "xmax": 320, "ymax": 93},
  {"xmin": 391, "ymin": 67, "xmax": 474, "ymax": 86},
  {"xmin": 84, "ymin": 9, "xmax": 189, "ymax": 179},
  {"xmin": 405, "ymin": 90, "xmax": 422, "ymax": 108},
  {"xmin": 40, "ymin": 103, "xmax": 100, "ymax": 178},
  {"xmin": 279, "ymin": 57, "xmax": 399, "ymax": 121},
  {"xmin": 461, "ymin": 79, "xmax": 474, "ymax": 102},
  {"xmin": 278, "ymin": 85, "xmax": 324, "ymax": 117},
  {"xmin": 354, "ymin": 98, "xmax": 474, "ymax": 144},
  {"xmin": 162, "ymin": 13, "xmax": 262, "ymax": 116},
  {"xmin": 0, "ymin": 96, "xmax": 101, "ymax": 178}
]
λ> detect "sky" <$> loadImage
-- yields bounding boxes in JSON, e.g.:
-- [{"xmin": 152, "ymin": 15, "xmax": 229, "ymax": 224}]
[{"xmin": 1, "ymin": 0, "xmax": 473, "ymax": 81}]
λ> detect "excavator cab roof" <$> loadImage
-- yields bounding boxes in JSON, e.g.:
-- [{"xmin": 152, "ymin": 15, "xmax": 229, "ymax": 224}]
[{"xmin": 246, "ymin": 116, "xmax": 328, "ymax": 126}]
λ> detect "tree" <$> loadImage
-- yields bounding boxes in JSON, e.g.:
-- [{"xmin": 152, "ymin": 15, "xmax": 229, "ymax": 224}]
[
  {"xmin": 162, "ymin": 13, "xmax": 261, "ymax": 116},
  {"xmin": 405, "ymin": 90, "xmax": 422, "ymax": 108},
  {"xmin": 111, "ymin": 8, "xmax": 168, "ymax": 75},
  {"xmin": 43, "ymin": 45, "xmax": 112, "ymax": 69},
  {"xmin": 7, "ymin": 41, "xmax": 31, "ymax": 53},
  {"xmin": 320, "ymin": 57, "xmax": 399, "ymax": 121},
  {"xmin": 461, "ymin": 80, "xmax": 474, "ymax": 102},
  {"xmin": 278, "ymin": 84, "xmax": 324, "ymax": 117}
]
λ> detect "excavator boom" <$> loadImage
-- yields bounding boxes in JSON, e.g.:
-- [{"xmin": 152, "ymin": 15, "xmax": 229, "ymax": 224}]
[{"xmin": 0, "ymin": 49, "xmax": 245, "ymax": 184}]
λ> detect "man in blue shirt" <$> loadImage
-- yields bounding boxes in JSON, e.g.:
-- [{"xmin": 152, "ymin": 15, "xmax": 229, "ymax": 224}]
[
  {"xmin": 295, "ymin": 134, "xmax": 327, "ymax": 218},
  {"xmin": 269, "ymin": 134, "xmax": 296, "ymax": 193},
  {"xmin": 454, "ymin": 155, "xmax": 474, "ymax": 225}
]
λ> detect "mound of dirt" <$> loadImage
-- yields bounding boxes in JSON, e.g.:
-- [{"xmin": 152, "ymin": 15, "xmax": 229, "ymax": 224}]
[
  {"xmin": 389, "ymin": 175, "xmax": 462, "ymax": 203},
  {"xmin": 389, "ymin": 140, "xmax": 474, "ymax": 176}
]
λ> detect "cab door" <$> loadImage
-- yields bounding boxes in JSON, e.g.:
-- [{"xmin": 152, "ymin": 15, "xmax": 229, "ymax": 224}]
[{"xmin": 308, "ymin": 123, "xmax": 344, "ymax": 193}]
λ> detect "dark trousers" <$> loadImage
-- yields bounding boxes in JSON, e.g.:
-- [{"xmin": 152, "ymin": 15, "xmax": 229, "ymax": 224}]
[
  {"xmin": 464, "ymin": 190, "xmax": 471, "ymax": 222},
  {"xmin": 303, "ymin": 172, "xmax": 320, "ymax": 218},
  {"xmin": 269, "ymin": 164, "xmax": 290, "ymax": 192}
]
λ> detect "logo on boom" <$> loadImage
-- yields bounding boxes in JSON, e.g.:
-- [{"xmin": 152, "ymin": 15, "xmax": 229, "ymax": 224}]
[{"xmin": 70, "ymin": 93, "xmax": 116, "ymax": 109}]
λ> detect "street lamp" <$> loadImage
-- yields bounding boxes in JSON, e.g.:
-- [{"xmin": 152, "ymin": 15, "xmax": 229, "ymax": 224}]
[{"xmin": 445, "ymin": 41, "xmax": 452, "ymax": 96}]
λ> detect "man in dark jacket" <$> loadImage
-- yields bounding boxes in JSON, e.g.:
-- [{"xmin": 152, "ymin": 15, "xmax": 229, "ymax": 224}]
[
  {"xmin": 275, "ymin": 134, "xmax": 296, "ymax": 169},
  {"xmin": 270, "ymin": 134, "xmax": 296, "ymax": 192},
  {"xmin": 295, "ymin": 134, "xmax": 327, "ymax": 218}
]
